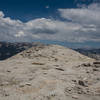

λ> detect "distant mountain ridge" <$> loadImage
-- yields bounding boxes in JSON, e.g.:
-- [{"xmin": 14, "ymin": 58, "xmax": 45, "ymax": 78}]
[
  {"xmin": 0, "ymin": 42, "xmax": 100, "ymax": 60},
  {"xmin": 75, "ymin": 48, "xmax": 100, "ymax": 60},
  {"xmin": 0, "ymin": 42, "xmax": 44, "ymax": 60}
]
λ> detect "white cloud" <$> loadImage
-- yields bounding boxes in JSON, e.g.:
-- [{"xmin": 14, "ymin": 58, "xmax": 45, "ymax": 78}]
[
  {"xmin": 0, "ymin": 11, "xmax": 4, "ymax": 17},
  {"xmin": 58, "ymin": 3, "xmax": 100, "ymax": 42},
  {"xmin": 59, "ymin": 3, "xmax": 100, "ymax": 25},
  {"xmin": 45, "ymin": 5, "xmax": 50, "ymax": 9},
  {"xmin": 0, "ymin": 3, "xmax": 100, "ymax": 43},
  {"xmin": 15, "ymin": 31, "xmax": 25, "ymax": 37}
]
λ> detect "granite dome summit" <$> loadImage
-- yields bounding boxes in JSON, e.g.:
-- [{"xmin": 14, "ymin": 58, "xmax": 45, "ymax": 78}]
[{"xmin": 0, "ymin": 44, "xmax": 100, "ymax": 100}]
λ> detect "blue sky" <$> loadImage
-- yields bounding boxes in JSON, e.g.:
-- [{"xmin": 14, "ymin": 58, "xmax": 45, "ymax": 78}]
[
  {"xmin": 0, "ymin": 0, "xmax": 95, "ymax": 21},
  {"xmin": 0, "ymin": 0, "xmax": 100, "ymax": 48}
]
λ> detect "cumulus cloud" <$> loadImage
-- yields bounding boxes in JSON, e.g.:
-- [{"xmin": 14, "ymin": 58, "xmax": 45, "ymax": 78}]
[
  {"xmin": 59, "ymin": 3, "xmax": 100, "ymax": 25},
  {"xmin": 0, "ymin": 3, "xmax": 100, "ymax": 43},
  {"xmin": 0, "ymin": 11, "xmax": 4, "ymax": 17},
  {"xmin": 15, "ymin": 31, "xmax": 25, "ymax": 37},
  {"xmin": 58, "ymin": 3, "xmax": 100, "ymax": 42}
]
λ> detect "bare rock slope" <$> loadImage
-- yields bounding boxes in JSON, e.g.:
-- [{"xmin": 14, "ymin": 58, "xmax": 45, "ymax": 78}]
[{"xmin": 0, "ymin": 44, "xmax": 100, "ymax": 100}]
